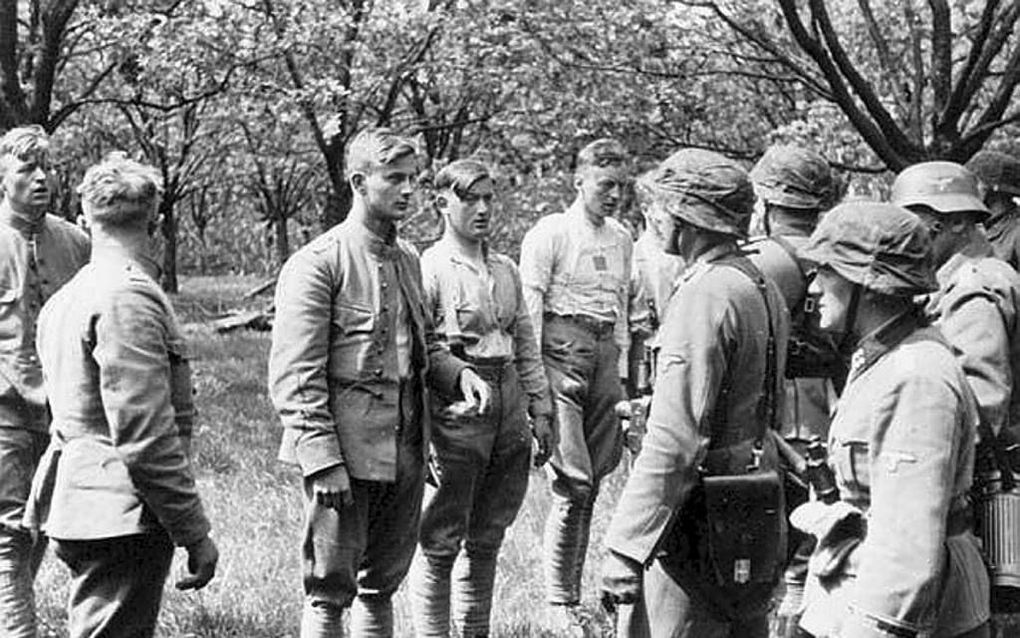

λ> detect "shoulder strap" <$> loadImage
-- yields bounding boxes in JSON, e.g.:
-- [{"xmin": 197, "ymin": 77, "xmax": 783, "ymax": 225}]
[{"xmin": 720, "ymin": 256, "xmax": 779, "ymax": 443}]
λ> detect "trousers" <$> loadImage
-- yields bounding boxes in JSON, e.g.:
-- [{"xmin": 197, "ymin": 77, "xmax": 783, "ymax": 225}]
[
  {"xmin": 541, "ymin": 316, "xmax": 623, "ymax": 605},
  {"xmin": 0, "ymin": 427, "xmax": 48, "ymax": 638},
  {"xmin": 412, "ymin": 362, "xmax": 532, "ymax": 637},
  {"xmin": 53, "ymin": 531, "xmax": 175, "ymax": 638}
]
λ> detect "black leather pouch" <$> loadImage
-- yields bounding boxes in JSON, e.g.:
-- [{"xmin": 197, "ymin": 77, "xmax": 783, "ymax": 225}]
[{"xmin": 702, "ymin": 469, "xmax": 787, "ymax": 587}]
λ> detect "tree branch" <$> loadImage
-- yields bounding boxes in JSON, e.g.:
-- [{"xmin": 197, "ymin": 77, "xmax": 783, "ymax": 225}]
[
  {"xmin": 927, "ymin": 0, "xmax": 952, "ymax": 127},
  {"xmin": 941, "ymin": 0, "xmax": 1001, "ymax": 129}
]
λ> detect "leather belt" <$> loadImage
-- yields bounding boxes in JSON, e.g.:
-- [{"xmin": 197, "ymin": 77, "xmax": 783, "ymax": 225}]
[{"xmin": 545, "ymin": 312, "xmax": 615, "ymax": 338}]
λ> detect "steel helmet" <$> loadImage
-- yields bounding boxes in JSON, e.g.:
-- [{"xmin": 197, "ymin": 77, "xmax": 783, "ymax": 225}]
[
  {"xmin": 802, "ymin": 202, "xmax": 937, "ymax": 296},
  {"xmin": 750, "ymin": 144, "xmax": 835, "ymax": 210},
  {"xmin": 966, "ymin": 150, "xmax": 1020, "ymax": 197},
  {"xmin": 636, "ymin": 148, "xmax": 754, "ymax": 238},
  {"xmin": 890, "ymin": 161, "xmax": 989, "ymax": 218}
]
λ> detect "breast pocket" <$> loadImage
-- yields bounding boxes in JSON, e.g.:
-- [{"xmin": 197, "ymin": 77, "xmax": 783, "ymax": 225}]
[
  {"xmin": 334, "ymin": 301, "xmax": 375, "ymax": 337},
  {"xmin": 571, "ymin": 245, "xmax": 625, "ymax": 295},
  {"xmin": 833, "ymin": 438, "xmax": 870, "ymax": 494}
]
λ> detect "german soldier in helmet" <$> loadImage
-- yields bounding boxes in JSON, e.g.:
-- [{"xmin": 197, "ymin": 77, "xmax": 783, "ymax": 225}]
[
  {"xmin": 747, "ymin": 144, "xmax": 841, "ymax": 636},
  {"xmin": 966, "ymin": 150, "xmax": 1020, "ymax": 270},
  {"xmin": 796, "ymin": 202, "xmax": 989, "ymax": 638},
  {"xmin": 600, "ymin": 148, "xmax": 789, "ymax": 637}
]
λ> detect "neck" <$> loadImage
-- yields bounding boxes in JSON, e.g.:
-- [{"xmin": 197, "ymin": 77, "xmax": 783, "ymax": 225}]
[
  {"xmin": 349, "ymin": 201, "xmax": 397, "ymax": 241},
  {"xmin": 680, "ymin": 233, "xmax": 734, "ymax": 263},
  {"xmin": 853, "ymin": 294, "xmax": 913, "ymax": 344},
  {"xmin": 767, "ymin": 208, "xmax": 817, "ymax": 237},
  {"xmin": 443, "ymin": 227, "xmax": 485, "ymax": 262},
  {"xmin": 0, "ymin": 202, "xmax": 46, "ymax": 234},
  {"xmin": 90, "ymin": 226, "xmax": 152, "ymax": 263},
  {"xmin": 576, "ymin": 197, "xmax": 606, "ymax": 227}
]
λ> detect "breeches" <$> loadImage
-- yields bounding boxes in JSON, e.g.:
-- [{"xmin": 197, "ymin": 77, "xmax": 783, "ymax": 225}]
[{"xmin": 53, "ymin": 531, "xmax": 175, "ymax": 638}]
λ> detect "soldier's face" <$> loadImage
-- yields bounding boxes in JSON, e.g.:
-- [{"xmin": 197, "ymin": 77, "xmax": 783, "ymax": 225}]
[
  {"xmin": 355, "ymin": 154, "xmax": 418, "ymax": 223},
  {"xmin": 0, "ymin": 152, "xmax": 53, "ymax": 217},
  {"xmin": 809, "ymin": 266, "xmax": 855, "ymax": 333},
  {"xmin": 576, "ymin": 166, "xmax": 625, "ymax": 221},
  {"xmin": 440, "ymin": 178, "xmax": 495, "ymax": 242}
]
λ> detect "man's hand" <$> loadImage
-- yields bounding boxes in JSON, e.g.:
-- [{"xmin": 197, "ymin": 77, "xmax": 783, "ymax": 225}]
[
  {"xmin": 458, "ymin": 369, "xmax": 491, "ymax": 415},
  {"xmin": 599, "ymin": 550, "xmax": 643, "ymax": 615},
  {"xmin": 176, "ymin": 535, "xmax": 219, "ymax": 591},
  {"xmin": 309, "ymin": 464, "xmax": 353, "ymax": 511},
  {"xmin": 531, "ymin": 414, "xmax": 556, "ymax": 468}
]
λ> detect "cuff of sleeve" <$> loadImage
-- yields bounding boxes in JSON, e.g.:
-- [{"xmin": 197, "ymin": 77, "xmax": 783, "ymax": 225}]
[
  {"xmin": 839, "ymin": 606, "xmax": 918, "ymax": 638},
  {"xmin": 166, "ymin": 502, "xmax": 213, "ymax": 548},
  {"xmin": 433, "ymin": 359, "xmax": 470, "ymax": 399},
  {"xmin": 292, "ymin": 428, "xmax": 345, "ymax": 478}
]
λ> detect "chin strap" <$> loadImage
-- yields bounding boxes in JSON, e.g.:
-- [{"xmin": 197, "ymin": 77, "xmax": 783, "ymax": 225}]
[{"xmin": 835, "ymin": 282, "xmax": 862, "ymax": 360}]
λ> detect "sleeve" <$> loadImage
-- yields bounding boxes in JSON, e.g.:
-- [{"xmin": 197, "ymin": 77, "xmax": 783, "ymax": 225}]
[
  {"xmin": 518, "ymin": 224, "xmax": 554, "ymax": 349},
  {"xmin": 624, "ymin": 240, "xmax": 653, "ymax": 382},
  {"xmin": 937, "ymin": 279, "xmax": 1012, "ymax": 436},
  {"xmin": 508, "ymin": 261, "xmax": 553, "ymax": 419},
  {"xmin": 92, "ymin": 286, "xmax": 210, "ymax": 547},
  {"xmin": 841, "ymin": 369, "xmax": 961, "ymax": 637},
  {"xmin": 267, "ymin": 250, "xmax": 344, "ymax": 477},
  {"xmin": 417, "ymin": 256, "xmax": 470, "ymax": 399},
  {"xmin": 604, "ymin": 283, "xmax": 732, "ymax": 564}
]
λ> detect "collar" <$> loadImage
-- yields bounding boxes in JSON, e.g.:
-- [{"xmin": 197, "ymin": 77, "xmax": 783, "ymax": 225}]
[
  {"xmin": 848, "ymin": 308, "xmax": 926, "ymax": 382},
  {"xmin": 567, "ymin": 199, "xmax": 606, "ymax": 229},
  {"xmin": 0, "ymin": 207, "xmax": 46, "ymax": 237},
  {"xmin": 91, "ymin": 247, "xmax": 162, "ymax": 282},
  {"xmin": 434, "ymin": 235, "xmax": 491, "ymax": 272},
  {"xmin": 695, "ymin": 242, "xmax": 740, "ymax": 266},
  {"xmin": 345, "ymin": 217, "xmax": 403, "ymax": 260},
  {"xmin": 935, "ymin": 231, "xmax": 995, "ymax": 288}
]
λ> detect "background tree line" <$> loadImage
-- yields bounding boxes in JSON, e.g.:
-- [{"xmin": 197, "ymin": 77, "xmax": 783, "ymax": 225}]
[{"xmin": 2, "ymin": 0, "xmax": 1019, "ymax": 291}]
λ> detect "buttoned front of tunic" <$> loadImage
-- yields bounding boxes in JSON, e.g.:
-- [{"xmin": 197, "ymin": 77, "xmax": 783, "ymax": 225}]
[
  {"xmin": 924, "ymin": 233, "xmax": 1020, "ymax": 438},
  {"xmin": 420, "ymin": 238, "xmax": 552, "ymax": 419},
  {"xmin": 0, "ymin": 212, "xmax": 88, "ymax": 430},
  {"xmin": 34, "ymin": 252, "xmax": 208, "ymax": 545}
]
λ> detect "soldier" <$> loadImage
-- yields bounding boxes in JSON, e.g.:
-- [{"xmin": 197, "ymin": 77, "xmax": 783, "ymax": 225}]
[
  {"xmin": 795, "ymin": 202, "xmax": 989, "ymax": 638},
  {"xmin": 30, "ymin": 154, "xmax": 218, "ymax": 637},
  {"xmin": 600, "ymin": 148, "xmax": 789, "ymax": 637},
  {"xmin": 410, "ymin": 159, "xmax": 555, "ymax": 637},
  {"xmin": 268, "ymin": 129, "xmax": 490, "ymax": 638},
  {"xmin": 966, "ymin": 150, "xmax": 1020, "ymax": 270},
  {"xmin": 0, "ymin": 125, "xmax": 89, "ymax": 637},
  {"xmin": 746, "ymin": 144, "xmax": 839, "ymax": 636},
  {"xmin": 518, "ymin": 138, "xmax": 648, "ymax": 630},
  {"xmin": 891, "ymin": 161, "xmax": 1020, "ymax": 442}
]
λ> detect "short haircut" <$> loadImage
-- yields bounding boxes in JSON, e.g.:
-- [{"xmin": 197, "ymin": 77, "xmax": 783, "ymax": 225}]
[
  {"xmin": 575, "ymin": 138, "xmax": 627, "ymax": 174},
  {"xmin": 77, "ymin": 152, "xmax": 162, "ymax": 228},
  {"xmin": 0, "ymin": 125, "xmax": 50, "ymax": 173},
  {"xmin": 345, "ymin": 128, "xmax": 419, "ymax": 180},
  {"xmin": 434, "ymin": 159, "xmax": 492, "ymax": 200}
]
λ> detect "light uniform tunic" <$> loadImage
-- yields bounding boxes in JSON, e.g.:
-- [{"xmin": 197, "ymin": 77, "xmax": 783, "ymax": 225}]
[{"xmin": 799, "ymin": 312, "xmax": 988, "ymax": 638}]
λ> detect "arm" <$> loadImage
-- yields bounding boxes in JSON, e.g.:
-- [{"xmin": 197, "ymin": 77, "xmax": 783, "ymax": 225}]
[
  {"xmin": 508, "ymin": 261, "xmax": 554, "ymax": 420},
  {"xmin": 604, "ymin": 285, "xmax": 731, "ymax": 564},
  {"xmin": 92, "ymin": 285, "xmax": 210, "ymax": 548},
  {"xmin": 518, "ymin": 224, "xmax": 554, "ymax": 349},
  {"xmin": 843, "ymin": 370, "xmax": 962, "ymax": 636},
  {"xmin": 267, "ymin": 250, "xmax": 343, "ymax": 477},
  {"xmin": 936, "ymin": 280, "xmax": 1012, "ymax": 436}
]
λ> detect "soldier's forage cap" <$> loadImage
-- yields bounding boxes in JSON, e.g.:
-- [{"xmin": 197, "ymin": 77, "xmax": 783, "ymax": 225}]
[
  {"xmin": 802, "ymin": 202, "xmax": 937, "ymax": 296},
  {"xmin": 966, "ymin": 150, "xmax": 1020, "ymax": 197},
  {"xmin": 576, "ymin": 138, "xmax": 627, "ymax": 170},
  {"xmin": 891, "ymin": 161, "xmax": 989, "ymax": 218},
  {"xmin": 750, "ymin": 144, "xmax": 834, "ymax": 210},
  {"xmin": 636, "ymin": 148, "xmax": 754, "ymax": 238}
]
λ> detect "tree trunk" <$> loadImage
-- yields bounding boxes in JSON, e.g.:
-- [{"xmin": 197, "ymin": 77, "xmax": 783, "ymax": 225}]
[
  {"xmin": 275, "ymin": 214, "xmax": 289, "ymax": 265},
  {"xmin": 160, "ymin": 198, "xmax": 179, "ymax": 293}
]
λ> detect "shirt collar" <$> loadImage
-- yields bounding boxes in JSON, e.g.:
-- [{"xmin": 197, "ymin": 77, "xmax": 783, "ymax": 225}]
[
  {"xmin": 345, "ymin": 217, "xmax": 403, "ymax": 260},
  {"xmin": 434, "ymin": 235, "xmax": 492, "ymax": 271},
  {"xmin": 935, "ymin": 231, "xmax": 994, "ymax": 287},
  {"xmin": 91, "ymin": 247, "xmax": 161, "ymax": 281},
  {"xmin": 849, "ymin": 308, "xmax": 926, "ymax": 382},
  {"xmin": 0, "ymin": 207, "xmax": 46, "ymax": 237},
  {"xmin": 695, "ymin": 242, "xmax": 740, "ymax": 266}
]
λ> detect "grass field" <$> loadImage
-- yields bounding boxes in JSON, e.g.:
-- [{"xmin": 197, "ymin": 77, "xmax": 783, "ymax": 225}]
[{"xmin": 33, "ymin": 275, "xmax": 629, "ymax": 637}]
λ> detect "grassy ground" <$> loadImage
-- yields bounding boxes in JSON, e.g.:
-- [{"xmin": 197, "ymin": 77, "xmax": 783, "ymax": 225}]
[{"xmin": 34, "ymin": 275, "xmax": 628, "ymax": 637}]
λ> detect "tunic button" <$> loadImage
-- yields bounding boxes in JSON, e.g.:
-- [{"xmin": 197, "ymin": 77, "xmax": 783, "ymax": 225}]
[{"xmin": 374, "ymin": 368, "xmax": 383, "ymax": 376}]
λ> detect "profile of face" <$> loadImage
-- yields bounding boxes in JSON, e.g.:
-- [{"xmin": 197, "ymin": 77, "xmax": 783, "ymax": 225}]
[
  {"xmin": 807, "ymin": 266, "xmax": 855, "ymax": 333},
  {"xmin": 353, "ymin": 153, "xmax": 419, "ymax": 223},
  {"xmin": 645, "ymin": 204, "xmax": 680, "ymax": 255},
  {"xmin": 439, "ymin": 177, "xmax": 495, "ymax": 243},
  {"xmin": 575, "ymin": 165, "xmax": 626, "ymax": 221},
  {"xmin": 1, "ymin": 152, "xmax": 53, "ymax": 217},
  {"xmin": 909, "ymin": 207, "xmax": 958, "ymax": 268}
]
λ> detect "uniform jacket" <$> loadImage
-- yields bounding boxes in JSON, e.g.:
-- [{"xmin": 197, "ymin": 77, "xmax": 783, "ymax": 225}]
[
  {"xmin": 420, "ymin": 238, "xmax": 552, "ymax": 419},
  {"xmin": 0, "ymin": 212, "xmax": 89, "ymax": 430},
  {"xmin": 33, "ymin": 251, "xmax": 209, "ymax": 545},
  {"xmin": 268, "ymin": 217, "xmax": 467, "ymax": 482},
  {"xmin": 985, "ymin": 210, "xmax": 1020, "ymax": 271},
  {"xmin": 801, "ymin": 312, "xmax": 987, "ymax": 637},
  {"xmin": 748, "ymin": 231, "xmax": 832, "ymax": 443},
  {"xmin": 925, "ymin": 231, "xmax": 1020, "ymax": 438},
  {"xmin": 518, "ymin": 201, "xmax": 650, "ymax": 374},
  {"xmin": 605, "ymin": 244, "xmax": 789, "ymax": 564}
]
